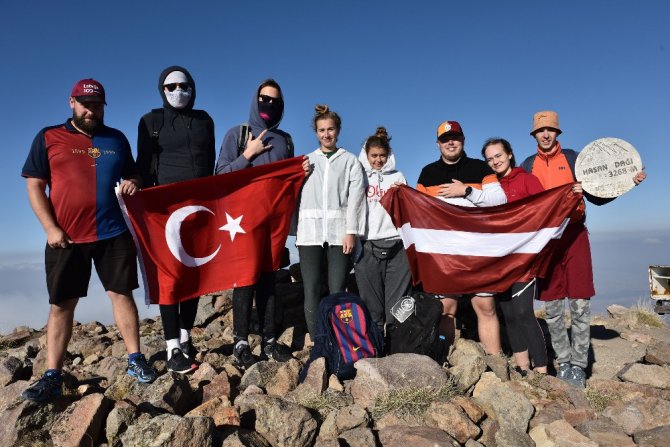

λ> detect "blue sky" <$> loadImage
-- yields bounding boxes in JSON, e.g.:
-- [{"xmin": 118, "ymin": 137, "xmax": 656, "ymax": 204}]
[{"xmin": 1, "ymin": 1, "xmax": 668, "ymax": 330}]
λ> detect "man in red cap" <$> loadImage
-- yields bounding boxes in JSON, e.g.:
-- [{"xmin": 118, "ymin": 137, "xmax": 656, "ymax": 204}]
[
  {"xmin": 521, "ymin": 110, "xmax": 646, "ymax": 388},
  {"xmin": 20, "ymin": 78, "xmax": 157, "ymax": 402},
  {"xmin": 417, "ymin": 121, "xmax": 507, "ymax": 356}
]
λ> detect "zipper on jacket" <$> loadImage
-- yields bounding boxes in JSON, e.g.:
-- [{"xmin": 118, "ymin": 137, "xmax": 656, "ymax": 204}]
[{"xmin": 322, "ymin": 153, "xmax": 330, "ymax": 242}]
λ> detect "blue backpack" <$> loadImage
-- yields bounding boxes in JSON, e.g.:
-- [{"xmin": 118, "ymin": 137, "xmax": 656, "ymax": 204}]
[{"xmin": 301, "ymin": 292, "xmax": 384, "ymax": 381}]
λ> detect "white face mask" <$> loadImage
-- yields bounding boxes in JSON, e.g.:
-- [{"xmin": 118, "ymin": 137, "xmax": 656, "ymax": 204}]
[{"xmin": 165, "ymin": 88, "xmax": 192, "ymax": 109}]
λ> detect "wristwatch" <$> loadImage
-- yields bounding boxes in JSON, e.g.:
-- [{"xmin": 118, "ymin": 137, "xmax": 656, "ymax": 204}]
[{"xmin": 464, "ymin": 186, "xmax": 473, "ymax": 197}]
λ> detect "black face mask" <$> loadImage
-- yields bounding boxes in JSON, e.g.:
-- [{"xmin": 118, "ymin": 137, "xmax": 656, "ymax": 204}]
[{"xmin": 258, "ymin": 98, "xmax": 283, "ymax": 128}]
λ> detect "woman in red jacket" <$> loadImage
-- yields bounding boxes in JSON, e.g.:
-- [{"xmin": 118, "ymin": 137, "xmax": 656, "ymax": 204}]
[{"xmin": 482, "ymin": 138, "xmax": 548, "ymax": 375}]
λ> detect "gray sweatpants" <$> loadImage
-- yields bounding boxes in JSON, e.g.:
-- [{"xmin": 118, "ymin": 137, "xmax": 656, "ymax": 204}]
[
  {"xmin": 354, "ymin": 239, "xmax": 412, "ymax": 328},
  {"xmin": 544, "ymin": 298, "xmax": 591, "ymax": 369}
]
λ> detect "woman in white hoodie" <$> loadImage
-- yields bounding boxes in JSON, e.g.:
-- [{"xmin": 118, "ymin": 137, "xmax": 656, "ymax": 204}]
[
  {"xmin": 355, "ymin": 127, "xmax": 412, "ymax": 330},
  {"xmin": 296, "ymin": 105, "xmax": 366, "ymax": 339}
]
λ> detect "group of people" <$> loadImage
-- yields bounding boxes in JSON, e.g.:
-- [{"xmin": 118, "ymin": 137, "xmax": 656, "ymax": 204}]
[{"xmin": 20, "ymin": 66, "xmax": 645, "ymax": 403}]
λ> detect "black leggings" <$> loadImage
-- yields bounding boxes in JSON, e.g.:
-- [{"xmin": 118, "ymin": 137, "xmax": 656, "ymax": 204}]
[
  {"xmin": 232, "ymin": 272, "xmax": 277, "ymax": 340},
  {"xmin": 498, "ymin": 280, "xmax": 548, "ymax": 368},
  {"xmin": 160, "ymin": 298, "xmax": 199, "ymax": 340}
]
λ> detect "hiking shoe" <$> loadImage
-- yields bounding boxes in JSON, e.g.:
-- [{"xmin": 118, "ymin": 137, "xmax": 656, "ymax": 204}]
[
  {"xmin": 21, "ymin": 372, "xmax": 62, "ymax": 402},
  {"xmin": 569, "ymin": 365, "xmax": 586, "ymax": 388},
  {"xmin": 167, "ymin": 348, "xmax": 197, "ymax": 374},
  {"xmin": 557, "ymin": 362, "xmax": 573, "ymax": 382},
  {"xmin": 180, "ymin": 340, "xmax": 199, "ymax": 370},
  {"xmin": 127, "ymin": 354, "xmax": 158, "ymax": 383},
  {"xmin": 260, "ymin": 341, "xmax": 293, "ymax": 362},
  {"xmin": 233, "ymin": 343, "xmax": 257, "ymax": 369}
]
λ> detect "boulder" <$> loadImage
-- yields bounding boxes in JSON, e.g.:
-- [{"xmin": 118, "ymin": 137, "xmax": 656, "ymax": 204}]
[
  {"xmin": 51, "ymin": 393, "xmax": 112, "ymax": 447},
  {"xmin": 300, "ymin": 357, "xmax": 328, "ymax": 394},
  {"xmin": 545, "ymin": 419, "xmax": 598, "ymax": 446},
  {"xmin": 338, "ymin": 426, "xmax": 376, "ymax": 447},
  {"xmin": 220, "ymin": 427, "xmax": 272, "ymax": 447},
  {"xmin": 617, "ymin": 363, "xmax": 670, "ymax": 389},
  {"xmin": 106, "ymin": 400, "xmax": 139, "ymax": 447},
  {"xmin": 447, "ymin": 339, "xmax": 487, "ymax": 390},
  {"xmin": 633, "ymin": 424, "xmax": 670, "ymax": 447},
  {"xmin": 472, "ymin": 371, "xmax": 534, "ymax": 433},
  {"xmin": 424, "ymin": 400, "xmax": 480, "ymax": 443},
  {"xmin": 187, "ymin": 396, "xmax": 240, "ymax": 427},
  {"xmin": 105, "ymin": 372, "xmax": 196, "ymax": 415},
  {"xmin": 266, "ymin": 359, "xmax": 301, "ymax": 397},
  {"xmin": 603, "ymin": 396, "xmax": 670, "ymax": 435},
  {"xmin": 194, "ymin": 295, "xmax": 218, "ymax": 327},
  {"xmin": 202, "ymin": 370, "xmax": 232, "ymax": 403},
  {"xmin": 377, "ymin": 425, "xmax": 460, "ymax": 447},
  {"xmin": 575, "ymin": 417, "xmax": 635, "ymax": 447},
  {"xmin": 0, "ymin": 398, "xmax": 72, "ymax": 446},
  {"xmin": 645, "ymin": 340, "xmax": 670, "ymax": 366},
  {"xmin": 0, "ymin": 356, "xmax": 23, "ymax": 386},
  {"xmin": 495, "ymin": 426, "xmax": 535, "ymax": 447},
  {"xmin": 120, "ymin": 414, "xmax": 214, "ymax": 446}
]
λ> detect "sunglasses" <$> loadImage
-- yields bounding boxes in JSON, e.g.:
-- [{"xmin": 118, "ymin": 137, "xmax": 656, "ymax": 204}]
[
  {"xmin": 259, "ymin": 94, "xmax": 282, "ymax": 103},
  {"xmin": 164, "ymin": 83, "xmax": 191, "ymax": 92}
]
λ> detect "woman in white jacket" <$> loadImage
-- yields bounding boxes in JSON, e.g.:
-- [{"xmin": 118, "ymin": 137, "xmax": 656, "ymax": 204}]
[
  {"xmin": 355, "ymin": 127, "xmax": 412, "ymax": 330},
  {"xmin": 296, "ymin": 105, "xmax": 366, "ymax": 338}
]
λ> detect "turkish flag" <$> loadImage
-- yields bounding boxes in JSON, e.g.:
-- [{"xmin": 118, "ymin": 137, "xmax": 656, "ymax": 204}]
[
  {"xmin": 117, "ymin": 158, "xmax": 305, "ymax": 305},
  {"xmin": 380, "ymin": 184, "xmax": 580, "ymax": 295}
]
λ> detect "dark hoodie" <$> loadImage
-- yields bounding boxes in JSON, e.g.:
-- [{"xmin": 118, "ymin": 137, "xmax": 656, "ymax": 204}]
[
  {"xmin": 137, "ymin": 65, "xmax": 215, "ymax": 186},
  {"xmin": 215, "ymin": 79, "xmax": 293, "ymax": 174}
]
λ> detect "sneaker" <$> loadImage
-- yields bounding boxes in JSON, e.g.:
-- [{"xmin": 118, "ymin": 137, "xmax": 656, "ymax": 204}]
[
  {"xmin": 569, "ymin": 365, "xmax": 586, "ymax": 388},
  {"xmin": 260, "ymin": 341, "xmax": 293, "ymax": 362},
  {"xmin": 127, "ymin": 354, "xmax": 158, "ymax": 383},
  {"xmin": 557, "ymin": 362, "xmax": 573, "ymax": 382},
  {"xmin": 21, "ymin": 372, "xmax": 62, "ymax": 402},
  {"xmin": 233, "ymin": 343, "xmax": 257, "ymax": 369},
  {"xmin": 180, "ymin": 340, "xmax": 199, "ymax": 370},
  {"xmin": 167, "ymin": 348, "xmax": 197, "ymax": 374}
]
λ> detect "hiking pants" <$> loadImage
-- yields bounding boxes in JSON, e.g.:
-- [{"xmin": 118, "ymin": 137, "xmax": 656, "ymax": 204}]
[
  {"xmin": 299, "ymin": 244, "xmax": 350, "ymax": 338},
  {"xmin": 160, "ymin": 298, "xmax": 199, "ymax": 340},
  {"xmin": 354, "ymin": 240, "xmax": 411, "ymax": 328},
  {"xmin": 544, "ymin": 298, "xmax": 591, "ymax": 369},
  {"xmin": 498, "ymin": 280, "xmax": 548, "ymax": 368},
  {"xmin": 232, "ymin": 272, "xmax": 277, "ymax": 341}
]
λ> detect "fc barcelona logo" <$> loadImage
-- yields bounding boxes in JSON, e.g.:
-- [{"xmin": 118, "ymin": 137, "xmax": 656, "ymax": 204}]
[
  {"xmin": 338, "ymin": 308, "xmax": 353, "ymax": 324},
  {"xmin": 88, "ymin": 147, "xmax": 101, "ymax": 159}
]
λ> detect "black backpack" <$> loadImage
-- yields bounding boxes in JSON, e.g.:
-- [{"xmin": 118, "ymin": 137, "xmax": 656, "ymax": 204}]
[{"xmin": 386, "ymin": 292, "xmax": 447, "ymax": 363}]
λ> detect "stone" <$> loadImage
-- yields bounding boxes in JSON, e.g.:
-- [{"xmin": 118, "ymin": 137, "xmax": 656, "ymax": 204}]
[
  {"xmin": 328, "ymin": 374, "xmax": 344, "ymax": 392},
  {"xmin": 237, "ymin": 394, "xmax": 318, "ymax": 447},
  {"xmin": 0, "ymin": 356, "xmax": 23, "ymax": 386},
  {"xmin": 495, "ymin": 426, "xmax": 535, "ymax": 447},
  {"xmin": 645, "ymin": 341, "xmax": 670, "ymax": 366},
  {"xmin": 220, "ymin": 427, "xmax": 272, "ymax": 447},
  {"xmin": 105, "ymin": 400, "xmax": 138, "ymax": 446},
  {"xmin": 603, "ymin": 396, "xmax": 670, "ymax": 435},
  {"xmin": 0, "ymin": 380, "xmax": 28, "ymax": 412},
  {"xmin": 377, "ymin": 425, "xmax": 460, "ymax": 447},
  {"xmin": 575, "ymin": 418, "xmax": 635, "ymax": 447},
  {"xmin": 529, "ymin": 424, "xmax": 557, "ymax": 447},
  {"xmin": 633, "ymin": 424, "xmax": 670, "ymax": 447},
  {"xmin": 563, "ymin": 407, "xmax": 597, "ymax": 426},
  {"xmin": 194, "ymin": 295, "xmax": 218, "ymax": 327},
  {"xmin": 301, "ymin": 357, "xmax": 328, "ymax": 394},
  {"xmin": 0, "ymin": 398, "xmax": 72, "ymax": 446},
  {"xmin": 450, "ymin": 396, "xmax": 485, "ymax": 423},
  {"xmin": 587, "ymin": 378, "xmax": 670, "ymax": 401},
  {"xmin": 335, "ymin": 404, "xmax": 369, "ymax": 432},
  {"xmin": 617, "ymin": 363, "xmax": 670, "ymax": 389},
  {"xmin": 120, "ymin": 414, "xmax": 214, "ymax": 446},
  {"xmin": 575, "ymin": 138, "xmax": 642, "ymax": 198},
  {"xmin": 424, "ymin": 400, "xmax": 480, "ymax": 443},
  {"xmin": 545, "ymin": 419, "xmax": 598, "ymax": 446},
  {"xmin": 105, "ymin": 372, "xmax": 196, "ymax": 415},
  {"xmin": 477, "ymin": 417, "xmax": 499, "ymax": 447},
  {"xmin": 472, "ymin": 371, "xmax": 534, "ymax": 433},
  {"xmin": 485, "ymin": 353, "xmax": 510, "ymax": 381},
  {"xmin": 351, "ymin": 354, "xmax": 450, "ymax": 409},
  {"xmin": 338, "ymin": 426, "xmax": 376, "ymax": 447},
  {"xmin": 318, "ymin": 411, "xmax": 339, "ymax": 440},
  {"xmin": 187, "ymin": 396, "xmax": 240, "ymax": 427},
  {"xmin": 241, "ymin": 361, "xmax": 282, "ymax": 391},
  {"xmin": 607, "ymin": 304, "xmax": 630, "ymax": 318},
  {"xmin": 51, "ymin": 393, "xmax": 112, "ymax": 447},
  {"xmin": 202, "ymin": 370, "xmax": 232, "ymax": 403},
  {"xmin": 266, "ymin": 359, "xmax": 300, "ymax": 397},
  {"xmin": 0, "ymin": 328, "xmax": 34, "ymax": 349},
  {"xmin": 447, "ymin": 338, "xmax": 487, "ymax": 391}
]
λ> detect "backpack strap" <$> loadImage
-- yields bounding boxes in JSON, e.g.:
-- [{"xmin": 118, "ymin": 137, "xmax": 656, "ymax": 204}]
[
  {"xmin": 237, "ymin": 123, "xmax": 250, "ymax": 157},
  {"xmin": 284, "ymin": 132, "xmax": 294, "ymax": 158},
  {"xmin": 148, "ymin": 108, "xmax": 164, "ymax": 182}
]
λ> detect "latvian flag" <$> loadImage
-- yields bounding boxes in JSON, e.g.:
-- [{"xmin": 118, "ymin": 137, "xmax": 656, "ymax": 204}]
[{"xmin": 380, "ymin": 184, "xmax": 580, "ymax": 295}]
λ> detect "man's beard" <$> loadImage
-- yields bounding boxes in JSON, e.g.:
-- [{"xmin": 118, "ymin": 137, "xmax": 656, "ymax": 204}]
[{"xmin": 72, "ymin": 113, "xmax": 103, "ymax": 134}]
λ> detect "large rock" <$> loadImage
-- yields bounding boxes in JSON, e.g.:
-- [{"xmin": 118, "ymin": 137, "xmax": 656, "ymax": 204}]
[
  {"xmin": 51, "ymin": 393, "xmax": 112, "ymax": 447},
  {"xmin": 220, "ymin": 427, "xmax": 272, "ymax": 447},
  {"xmin": 424, "ymin": 400, "xmax": 480, "ymax": 443},
  {"xmin": 0, "ymin": 356, "xmax": 23, "ymax": 386},
  {"xmin": 237, "ymin": 394, "xmax": 318, "ymax": 447},
  {"xmin": 495, "ymin": 427, "xmax": 535, "ymax": 447},
  {"xmin": 202, "ymin": 370, "xmax": 232, "ymax": 403},
  {"xmin": 351, "ymin": 354, "xmax": 450, "ymax": 409},
  {"xmin": 0, "ymin": 380, "xmax": 27, "ymax": 412},
  {"xmin": 447, "ymin": 339, "xmax": 487, "ymax": 390},
  {"xmin": 300, "ymin": 357, "xmax": 328, "ymax": 394},
  {"xmin": 472, "ymin": 371, "xmax": 534, "ymax": 433},
  {"xmin": 588, "ymin": 378, "xmax": 670, "ymax": 401},
  {"xmin": 241, "ymin": 361, "xmax": 282, "ymax": 391},
  {"xmin": 529, "ymin": 424, "xmax": 557, "ymax": 447},
  {"xmin": 545, "ymin": 419, "xmax": 598, "ymax": 446},
  {"xmin": 187, "ymin": 396, "xmax": 240, "ymax": 427},
  {"xmin": 92, "ymin": 355, "xmax": 127, "ymax": 384},
  {"xmin": 338, "ymin": 426, "xmax": 376, "ymax": 447},
  {"xmin": 617, "ymin": 363, "xmax": 670, "ymax": 389},
  {"xmin": 120, "ymin": 414, "xmax": 214, "ymax": 446},
  {"xmin": 194, "ymin": 295, "xmax": 218, "ymax": 326},
  {"xmin": 450, "ymin": 396, "xmax": 485, "ymax": 423},
  {"xmin": 266, "ymin": 359, "xmax": 301, "ymax": 397},
  {"xmin": 645, "ymin": 340, "xmax": 670, "ymax": 366},
  {"xmin": 603, "ymin": 396, "xmax": 670, "ymax": 435},
  {"xmin": 377, "ymin": 425, "xmax": 459, "ymax": 447},
  {"xmin": 106, "ymin": 400, "xmax": 139, "ymax": 447},
  {"xmin": 335, "ymin": 404, "xmax": 369, "ymax": 432},
  {"xmin": 0, "ymin": 398, "xmax": 72, "ymax": 446},
  {"xmin": 105, "ymin": 372, "xmax": 196, "ymax": 415},
  {"xmin": 633, "ymin": 424, "xmax": 670, "ymax": 447},
  {"xmin": 575, "ymin": 418, "xmax": 635, "ymax": 447}
]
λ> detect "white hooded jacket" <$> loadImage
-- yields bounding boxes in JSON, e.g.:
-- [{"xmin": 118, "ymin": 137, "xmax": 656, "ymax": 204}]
[
  {"xmin": 358, "ymin": 147, "xmax": 407, "ymax": 241},
  {"xmin": 296, "ymin": 148, "xmax": 366, "ymax": 246}
]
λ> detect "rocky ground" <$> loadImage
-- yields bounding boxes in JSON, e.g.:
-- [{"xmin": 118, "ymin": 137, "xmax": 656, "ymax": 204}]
[{"xmin": 0, "ymin": 270, "xmax": 669, "ymax": 447}]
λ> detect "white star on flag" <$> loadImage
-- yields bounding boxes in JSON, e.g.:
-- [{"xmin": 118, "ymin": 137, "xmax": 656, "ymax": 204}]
[{"xmin": 219, "ymin": 213, "xmax": 246, "ymax": 241}]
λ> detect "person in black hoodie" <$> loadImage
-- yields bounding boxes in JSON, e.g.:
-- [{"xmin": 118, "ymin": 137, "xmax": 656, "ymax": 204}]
[
  {"xmin": 137, "ymin": 66, "xmax": 215, "ymax": 374},
  {"xmin": 215, "ymin": 79, "xmax": 294, "ymax": 368}
]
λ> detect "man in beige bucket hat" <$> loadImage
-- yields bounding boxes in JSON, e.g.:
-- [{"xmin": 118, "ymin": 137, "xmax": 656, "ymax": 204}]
[{"xmin": 521, "ymin": 110, "xmax": 646, "ymax": 388}]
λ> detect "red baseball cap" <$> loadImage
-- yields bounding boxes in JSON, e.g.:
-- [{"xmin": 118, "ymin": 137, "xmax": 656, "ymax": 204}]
[
  {"xmin": 70, "ymin": 78, "xmax": 106, "ymax": 104},
  {"xmin": 436, "ymin": 120, "xmax": 464, "ymax": 139}
]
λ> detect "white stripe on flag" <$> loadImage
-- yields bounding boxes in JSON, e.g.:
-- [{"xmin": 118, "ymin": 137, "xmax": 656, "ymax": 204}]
[{"xmin": 398, "ymin": 218, "xmax": 570, "ymax": 257}]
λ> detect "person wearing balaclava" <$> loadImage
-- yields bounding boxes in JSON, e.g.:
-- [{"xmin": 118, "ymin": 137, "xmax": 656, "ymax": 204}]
[
  {"xmin": 137, "ymin": 66, "xmax": 215, "ymax": 374},
  {"xmin": 215, "ymin": 79, "xmax": 294, "ymax": 368}
]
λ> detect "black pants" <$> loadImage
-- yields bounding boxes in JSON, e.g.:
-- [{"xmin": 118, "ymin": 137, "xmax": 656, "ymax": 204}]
[
  {"xmin": 160, "ymin": 298, "xmax": 199, "ymax": 340},
  {"xmin": 498, "ymin": 280, "xmax": 548, "ymax": 368},
  {"xmin": 232, "ymin": 272, "xmax": 277, "ymax": 341}
]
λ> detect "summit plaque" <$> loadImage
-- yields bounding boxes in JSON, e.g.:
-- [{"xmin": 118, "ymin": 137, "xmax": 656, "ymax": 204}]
[{"xmin": 575, "ymin": 138, "xmax": 642, "ymax": 198}]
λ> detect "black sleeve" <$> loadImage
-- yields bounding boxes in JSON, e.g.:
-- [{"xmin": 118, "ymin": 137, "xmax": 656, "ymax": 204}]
[
  {"xmin": 206, "ymin": 114, "xmax": 216, "ymax": 175},
  {"xmin": 136, "ymin": 115, "xmax": 157, "ymax": 187}
]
